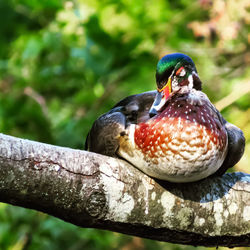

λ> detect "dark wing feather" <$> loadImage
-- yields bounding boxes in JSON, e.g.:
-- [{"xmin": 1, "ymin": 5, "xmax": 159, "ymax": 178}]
[
  {"xmin": 85, "ymin": 91, "xmax": 156, "ymax": 156},
  {"xmin": 85, "ymin": 109, "xmax": 126, "ymax": 156},
  {"xmin": 211, "ymin": 110, "xmax": 245, "ymax": 177},
  {"xmin": 213, "ymin": 120, "xmax": 245, "ymax": 176}
]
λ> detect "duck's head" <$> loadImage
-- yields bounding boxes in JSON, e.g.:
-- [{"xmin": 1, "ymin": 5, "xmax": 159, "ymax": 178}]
[{"xmin": 149, "ymin": 53, "xmax": 202, "ymax": 117}]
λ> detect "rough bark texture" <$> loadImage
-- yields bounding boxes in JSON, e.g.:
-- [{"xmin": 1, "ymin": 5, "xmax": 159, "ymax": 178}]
[{"xmin": 0, "ymin": 133, "xmax": 249, "ymax": 247}]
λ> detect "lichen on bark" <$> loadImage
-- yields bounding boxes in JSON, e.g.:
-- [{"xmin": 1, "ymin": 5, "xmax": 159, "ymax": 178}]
[{"xmin": 0, "ymin": 133, "xmax": 249, "ymax": 247}]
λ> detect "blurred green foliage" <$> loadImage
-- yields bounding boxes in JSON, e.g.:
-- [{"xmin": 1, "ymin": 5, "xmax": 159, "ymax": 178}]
[{"xmin": 0, "ymin": 0, "xmax": 249, "ymax": 249}]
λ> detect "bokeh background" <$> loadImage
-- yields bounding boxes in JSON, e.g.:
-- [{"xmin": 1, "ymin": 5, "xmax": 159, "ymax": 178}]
[{"xmin": 0, "ymin": 0, "xmax": 249, "ymax": 249}]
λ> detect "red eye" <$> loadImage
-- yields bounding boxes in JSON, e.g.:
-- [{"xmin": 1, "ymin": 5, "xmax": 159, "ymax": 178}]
[{"xmin": 176, "ymin": 66, "xmax": 184, "ymax": 76}]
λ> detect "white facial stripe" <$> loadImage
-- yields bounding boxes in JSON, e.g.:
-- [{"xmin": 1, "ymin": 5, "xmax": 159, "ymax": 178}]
[
  {"xmin": 188, "ymin": 74, "xmax": 194, "ymax": 89},
  {"xmin": 192, "ymin": 71, "xmax": 199, "ymax": 78},
  {"xmin": 172, "ymin": 76, "xmax": 180, "ymax": 92}
]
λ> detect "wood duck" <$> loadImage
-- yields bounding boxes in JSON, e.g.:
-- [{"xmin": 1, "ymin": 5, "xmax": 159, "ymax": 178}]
[{"xmin": 85, "ymin": 53, "xmax": 245, "ymax": 183}]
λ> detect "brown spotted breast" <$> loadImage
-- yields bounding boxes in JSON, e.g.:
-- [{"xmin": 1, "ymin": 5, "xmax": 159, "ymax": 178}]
[{"xmin": 118, "ymin": 89, "xmax": 228, "ymax": 182}]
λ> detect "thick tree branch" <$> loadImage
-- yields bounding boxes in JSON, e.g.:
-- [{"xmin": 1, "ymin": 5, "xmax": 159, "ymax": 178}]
[{"xmin": 0, "ymin": 133, "xmax": 249, "ymax": 247}]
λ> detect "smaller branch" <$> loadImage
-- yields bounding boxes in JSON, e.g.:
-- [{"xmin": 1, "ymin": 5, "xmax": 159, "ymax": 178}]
[
  {"xmin": 215, "ymin": 81, "xmax": 250, "ymax": 111},
  {"xmin": 24, "ymin": 86, "xmax": 48, "ymax": 116}
]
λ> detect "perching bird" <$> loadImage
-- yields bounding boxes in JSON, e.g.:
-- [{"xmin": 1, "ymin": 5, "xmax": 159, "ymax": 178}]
[{"xmin": 85, "ymin": 53, "xmax": 245, "ymax": 183}]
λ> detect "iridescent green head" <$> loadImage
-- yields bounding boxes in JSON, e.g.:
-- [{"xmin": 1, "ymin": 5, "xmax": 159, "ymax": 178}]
[
  {"xmin": 156, "ymin": 53, "xmax": 201, "ymax": 90},
  {"xmin": 150, "ymin": 53, "xmax": 202, "ymax": 117}
]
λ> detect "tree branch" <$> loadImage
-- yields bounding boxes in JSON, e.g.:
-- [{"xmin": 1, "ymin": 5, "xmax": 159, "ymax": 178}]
[{"xmin": 0, "ymin": 133, "xmax": 249, "ymax": 247}]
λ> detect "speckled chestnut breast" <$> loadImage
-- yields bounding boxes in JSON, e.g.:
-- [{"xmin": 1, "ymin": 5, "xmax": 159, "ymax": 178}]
[{"xmin": 118, "ymin": 90, "xmax": 228, "ymax": 183}]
